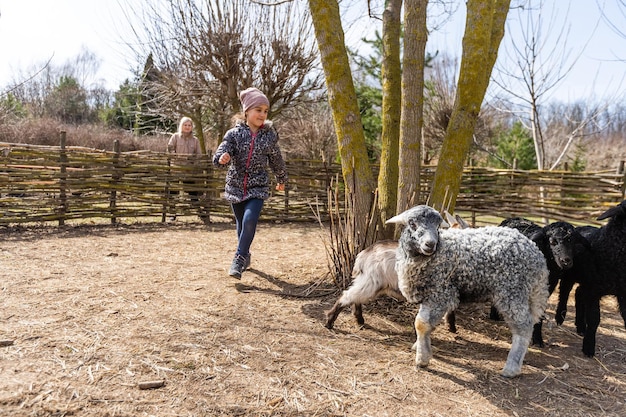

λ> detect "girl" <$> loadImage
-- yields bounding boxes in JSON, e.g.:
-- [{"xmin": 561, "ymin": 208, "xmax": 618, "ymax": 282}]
[{"xmin": 213, "ymin": 88, "xmax": 287, "ymax": 279}]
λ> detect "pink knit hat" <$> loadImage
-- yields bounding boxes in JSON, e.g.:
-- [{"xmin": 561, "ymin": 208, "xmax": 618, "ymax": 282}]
[{"xmin": 239, "ymin": 87, "xmax": 270, "ymax": 112}]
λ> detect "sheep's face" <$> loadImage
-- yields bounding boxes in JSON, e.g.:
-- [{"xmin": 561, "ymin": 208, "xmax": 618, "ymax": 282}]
[
  {"xmin": 386, "ymin": 205, "xmax": 447, "ymax": 256},
  {"xmin": 545, "ymin": 222, "xmax": 577, "ymax": 270}
]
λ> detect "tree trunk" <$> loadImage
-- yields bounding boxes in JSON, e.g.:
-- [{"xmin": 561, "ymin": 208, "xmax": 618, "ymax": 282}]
[
  {"xmin": 397, "ymin": 0, "xmax": 429, "ymax": 214},
  {"xmin": 308, "ymin": 0, "xmax": 375, "ymax": 237},
  {"xmin": 429, "ymin": 0, "xmax": 511, "ymax": 212},
  {"xmin": 377, "ymin": 0, "xmax": 403, "ymax": 238}
]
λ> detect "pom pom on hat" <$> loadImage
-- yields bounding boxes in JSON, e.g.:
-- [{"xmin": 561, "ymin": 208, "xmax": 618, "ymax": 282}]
[{"xmin": 239, "ymin": 87, "xmax": 270, "ymax": 112}]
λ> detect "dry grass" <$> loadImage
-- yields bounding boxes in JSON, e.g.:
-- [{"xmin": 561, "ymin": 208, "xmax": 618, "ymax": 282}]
[
  {"xmin": 1, "ymin": 220, "xmax": 625, "ymax": 416},
  {"xmin": 0, "ymin": 117, "xmax": 169, "ymax": 152}
]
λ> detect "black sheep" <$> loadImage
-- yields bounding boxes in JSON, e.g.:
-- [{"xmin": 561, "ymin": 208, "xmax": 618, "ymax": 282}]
[
  {"xmin": 554, "ymin": 225, "xmax": 597, "ymax": 328},
  {"xmin": 557, "ymin": 200, "xmax": 626, "ymax": 357}
]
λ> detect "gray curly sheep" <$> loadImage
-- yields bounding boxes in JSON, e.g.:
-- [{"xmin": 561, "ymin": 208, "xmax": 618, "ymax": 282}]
[{"xmin": 387, "ymin": 205, "xmax": 550, "ymax": 378}]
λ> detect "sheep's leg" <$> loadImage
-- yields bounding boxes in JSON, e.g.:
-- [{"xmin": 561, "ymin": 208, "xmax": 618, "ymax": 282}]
[
  {"xmin": 413, "ymin": 304, "xmax": 443, "ymax": 368},
  {"xmin": 582, "ymin": 297, "xmax": 601, "ymax": 357},
  {"xmin": 446, "ymin": 310, "xmax": 457, "ymax": 333},
  {"xmin": 531, "ymin": 319, "xmax": 545, "ymax": 347},
  {"xmin": 502, "ymin": 332, "xmax": 531, "ymax": 378},
  {"xmin": 497, "ymin": 304, "xmax": 533, "ymax": 378},
  {"xmin": 575, "ymin": 286, "xmax": 586, "ymax": 335},
  {"xmin": 617, "ymin": 295, "xmax": 626, "ymax": 328},
  {"xmin": 489, "ymin": 305, "xmax": 503, "ymax": 321},
  {"xmin": 556, "ymin": 279, "xmax": 575, "ymax": 325}
]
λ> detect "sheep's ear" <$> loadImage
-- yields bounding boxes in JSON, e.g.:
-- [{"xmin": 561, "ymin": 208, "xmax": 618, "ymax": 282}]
[
  {"xmin": 528, "ymin": 230, "xmax": 546, "ymax": 245},
  {"xmin": 385, "ymin": 213, "xmax": 408, "ymax": 225}
]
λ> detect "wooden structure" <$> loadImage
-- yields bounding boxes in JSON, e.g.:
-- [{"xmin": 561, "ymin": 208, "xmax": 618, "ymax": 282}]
[{"xmin": 1, "ymin": 137, "xmax": 624, "ymax": 227}]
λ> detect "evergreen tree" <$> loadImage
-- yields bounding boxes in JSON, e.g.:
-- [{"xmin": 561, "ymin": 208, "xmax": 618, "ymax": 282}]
[
  {"xmin": 45, "ymin": 76, "xmax": 90, "ymax": 124},
  {"xmin": 491, "ymin": 121, "xmax": 537, "ymax": 169}
]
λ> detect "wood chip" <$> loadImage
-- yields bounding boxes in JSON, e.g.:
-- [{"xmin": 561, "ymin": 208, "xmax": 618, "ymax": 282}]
[{"xmin": 137, "ymin": 380, "xmax": 166, "ymax": 390}]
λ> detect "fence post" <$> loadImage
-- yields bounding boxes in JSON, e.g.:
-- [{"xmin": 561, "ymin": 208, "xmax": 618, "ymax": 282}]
[
  {"xmin": 618, "ymin": 160, "xmax": 625, "ymax": 198},
  {"xmin": 110, "ymin": 140, "xmax": 121, "ymax": 224},
  {"xmin": 58, "ymin": 131, "xmax": 68, "ymax": 226},
  {"xmin": 163, "ymin": 155, "xmax": 172, "ymax": 222},
  {"xmin": 198, "ymin": 154, "xmax": 211, "ymax": 224},
  {"xmin": 283, "ymin": 183, "xmax": 290, "ymax": 219}
]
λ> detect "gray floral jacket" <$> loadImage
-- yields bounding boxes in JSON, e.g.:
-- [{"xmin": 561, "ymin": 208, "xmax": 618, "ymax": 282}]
[{"xmin": 212, "ymin": 120, "xmax": 287, "ymax": 203}]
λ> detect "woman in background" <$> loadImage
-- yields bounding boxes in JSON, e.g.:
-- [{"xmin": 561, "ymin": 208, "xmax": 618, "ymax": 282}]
[{"xmin": 167, "ymin": 117, "xmax": 203, "ymax": 221}]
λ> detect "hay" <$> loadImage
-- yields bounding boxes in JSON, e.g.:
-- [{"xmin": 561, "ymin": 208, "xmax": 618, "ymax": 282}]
[{"xmin": 1, "ymin": 222, "xmax": 624, "ymax": 416}]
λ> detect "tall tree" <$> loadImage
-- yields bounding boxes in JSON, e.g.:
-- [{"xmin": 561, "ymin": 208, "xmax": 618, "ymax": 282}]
[
  {"xmin": 377, "ymin": 0, "xmax": 402, "ymax": 238},
  {"xmin": 397, "ymin": 0, "xmax": 429, "ymax": 214},
  {"xmin": 429, "ymin": 0, "xmax": 511, "ymax": 211},
  {"xmin": 308, "ymin": 0, "xmax": 375, "ymax": 238}
]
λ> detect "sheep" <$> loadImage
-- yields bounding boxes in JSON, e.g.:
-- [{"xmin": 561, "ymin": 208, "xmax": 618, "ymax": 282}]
[
  {"xmin": 386, "ymin": 205, "xmax": 550, "ymax": 378},
  {"xmin": 555, "ymin": 200, "xmax": 626, "ymax": 357},
  {"xmin": 554, "ymin": 225, "xmax": 597, "ymax": 329},
  {"xmin": 497, "ymin": 217, "xmax": 588, "ymax": 347},
  {"xmin": 324, "ymin": 211, "xmax": 466, "ymax": 331}
]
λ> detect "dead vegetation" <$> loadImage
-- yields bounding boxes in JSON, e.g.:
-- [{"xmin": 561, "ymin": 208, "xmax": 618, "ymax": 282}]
[{"xmin": 1, "ymin": 220, "xmax": 625, "ymax": 416}]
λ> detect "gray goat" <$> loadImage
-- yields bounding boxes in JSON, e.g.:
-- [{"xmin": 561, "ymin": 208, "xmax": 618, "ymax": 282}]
[{"xmin": 387, "ymin": 205, "xmax": 550, "ymax": 378}]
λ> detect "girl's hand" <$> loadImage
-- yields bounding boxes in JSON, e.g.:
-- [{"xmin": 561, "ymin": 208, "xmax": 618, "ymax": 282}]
[
  {"xmin": 219, "ymin": 153, "xmax": 231, "ymax": 164},
  {"xmin": 275, "ymin": 183, "xmax": 285, "ymax": 192}
]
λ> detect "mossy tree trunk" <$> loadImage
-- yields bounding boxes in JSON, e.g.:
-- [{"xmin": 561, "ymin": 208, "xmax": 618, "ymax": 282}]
[
  {"xmin": 397, "ymin": 0, "xmax": 429, "ymax": 218},
  {"xmin": 377, "ymin": 0, "xmax": 403, "ymax": 238},
  {"xmin": 429, "ymin": 0, "xmax": 511, "ymax": 211},
  {"xmin": 308, "ymin": 0, "xmax": 375, "ymax": 237}
]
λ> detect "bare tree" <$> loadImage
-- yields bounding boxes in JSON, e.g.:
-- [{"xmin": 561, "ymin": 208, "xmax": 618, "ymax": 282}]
[
  {"xmin": 491, "ymin": 0, "xmax": 613, "ymax": 171},
  {"xmin": 308, "ymin": 0, "xmax": 376, "ymax": 236},
  {"xmin": 598, "ymin": 0, "xmax": 626, "ymax": 41},
  {"xmin": 121, "ymin": 0, "xmax": 323, "ymax": 151},
  {"xmin": 424, "ymin": 53, "xmax": 499, "ymax": 166},
  {"xmin": 5, "ymin": 51, "xmax": 105, "ymax": 123},
  {"xmin": 278, "ymin": 103, "xmax": 337, "ymax": 161}
]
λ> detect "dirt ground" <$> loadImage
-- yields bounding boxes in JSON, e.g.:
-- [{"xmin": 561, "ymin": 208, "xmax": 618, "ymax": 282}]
[{"xmin": 1, "ymin": 218, "xmax": 625, "ymax": 417}]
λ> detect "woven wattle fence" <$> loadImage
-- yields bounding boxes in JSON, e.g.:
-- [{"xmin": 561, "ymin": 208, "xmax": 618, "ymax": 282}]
[{"xmin": 1, "ymin": 136, "xmax": 624, "ymax": 227}]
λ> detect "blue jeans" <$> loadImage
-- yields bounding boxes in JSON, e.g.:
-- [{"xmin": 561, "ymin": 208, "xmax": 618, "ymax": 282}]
[{"xmin": 231, "ymin": 198, "xmax": 264, "ymax": 257}]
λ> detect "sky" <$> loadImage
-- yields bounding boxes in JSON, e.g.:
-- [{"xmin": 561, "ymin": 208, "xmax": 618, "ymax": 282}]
[
  {"xmin": 1, "ymin": 0, "xmax": 625, "ymax": 103},
  {"xmin": 0, "ymin": 0, "xmax": 134, "ymax": 89}
]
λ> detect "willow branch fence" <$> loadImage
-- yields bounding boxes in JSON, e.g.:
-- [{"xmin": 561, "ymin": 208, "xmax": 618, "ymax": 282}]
[{"xmin": 1, "ymin": 136, "xmax": 624, "ymax": 227}]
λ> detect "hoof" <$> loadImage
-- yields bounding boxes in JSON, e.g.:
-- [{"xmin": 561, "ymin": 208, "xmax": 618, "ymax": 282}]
[{"xmin": 500, "ymin": 368, "xmax": 521, "ymax": 378}]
